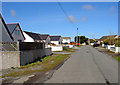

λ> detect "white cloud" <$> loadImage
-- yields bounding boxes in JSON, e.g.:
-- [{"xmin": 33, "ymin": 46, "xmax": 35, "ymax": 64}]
[
  {"xmin": 109, "ymin": 6, "xmax": 115, "ymax": 14},
  {"xmin": 110, "ymin": 6, "xmax": 114, "ymax": 10},
  {"xmin": 67, "ymin": 15, "xmax": 76, "ymax": 23},
  {"xmin": 10, "ymin": 9, "xmax": 17, "ymax": 18},
  {"xmin": 82, "ymin": 17, "xmax": 87, "ymax": 21},
  {"xmin": 82, "ymin": 5, "xmax": 94, "ymax": 10}
]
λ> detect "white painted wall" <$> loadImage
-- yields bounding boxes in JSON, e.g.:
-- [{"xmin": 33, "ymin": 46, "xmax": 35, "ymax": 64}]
[
  {"xmin": 116, "ymin": 47, "xmax": 120, "ymax": 53},
  {"xmin": 50, "ymin": 46, "xmax": 63, "ymax": 51},
  {"xmin": 12, "ymin": 25, "xmax": 24, "ymax": 42},
  {"xmin": 23, "ymin": 32, "xmax": 34, "ymax": 42},
  {"xmin": 67, "ymin": 45, "xmax": 74, "ymax": 48},
  {"xmin": 90, "ymin": 43, "xmax": 94, "ymax": 45},
  {"xmin": 62, "ymin": 39, "xmax": 70, "ymax": 44},
  {"xmin": 51, "ymin": 41, "xmax": 60, "ymax": 45},
  {"xmin": 107, "ymin": 45, "xmax": 115, "ymax": 49},
  {"xmin": 110, "ymin": 47, "xmax": 120, "ymax": 53},
  {"xmin": 102, "ymin": 44, "xmax": 104, "ymax": 47}
]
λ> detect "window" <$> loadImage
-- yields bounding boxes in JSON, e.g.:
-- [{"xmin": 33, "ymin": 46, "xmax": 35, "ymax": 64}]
[{"xmin": 15, "ymin": 29, "xmax": 20, "ymax": 35}]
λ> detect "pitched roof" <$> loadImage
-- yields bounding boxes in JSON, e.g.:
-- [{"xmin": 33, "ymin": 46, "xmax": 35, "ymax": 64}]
[
  {"xmin": 0, "ymin": 14, "xmax": 14, "ymax": 40},
  {"xmin": 50, "ymin": 36, "xmax": 61, "ymax": 41},
  {"xmin": 40, "ymin": 34, "xmax": 49, "ymax": 40},
  {"xmin": 62, "ymin": 37, "xmax": 71, "ymax": 39},
  {"xmin": 24, "ymin": 31, "xmax": 43, "ymax": 41},
  {"xmin": 99, "ymin": 35, "xmax": 117, "ymax": 41},
  {"xmin": 6, "ymin": 23, "xmax": 25, "ymax": 40}
]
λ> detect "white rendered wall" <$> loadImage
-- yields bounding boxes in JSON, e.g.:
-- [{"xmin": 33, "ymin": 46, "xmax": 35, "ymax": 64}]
[{"xmin": 23, "ymin": 32, "xmax": 34, "ymax": 42}]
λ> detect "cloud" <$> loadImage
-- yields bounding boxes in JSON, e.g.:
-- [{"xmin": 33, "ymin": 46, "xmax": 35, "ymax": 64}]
[
  {"xmin": 82, "ymin": 17, "xmax": 87, "ymax": 21},
  {"xmin": 82, "ymin": 5, "xmax": 94, "ymax": 10},
  {"xmin": 67, "ymin": 15, "xmax": 77, "ymax": 23},
  {"xmin": 109, "ymin": 6, "xmax": 115, "ymax": 14},
  {"xmin": 10, "ymin": 9, "xmax": 17, "ymax": 18}
]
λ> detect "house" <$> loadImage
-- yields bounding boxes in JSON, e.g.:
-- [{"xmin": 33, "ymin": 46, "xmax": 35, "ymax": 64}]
[
  {"xmin": 6, "ymin": 23, "xmax": 25, "ymax": 42},
  {"xmin": 62, "ymin": 37, "xmax": 71, "ymax": 44},
  {"xmin": 0, "ymin": 14, "xmax": 14, "ymax": 42},
  {"xmin": 23, "ymin": 31, "xmax": 43, "ymax": 42},
  {"xmin": 50, "ymin": 36, "xmax": 62, "ymax": 45},
  {"xmin": 40, "ymin": 34, "xmax": 51, "ymax": 45},
  {"xmin": 115, "ymin": 35, "xmax": 120, "ymax": 39},
  {"xmin": 99, "ymin": 35, "xmax": 117, "ymax": 42}
]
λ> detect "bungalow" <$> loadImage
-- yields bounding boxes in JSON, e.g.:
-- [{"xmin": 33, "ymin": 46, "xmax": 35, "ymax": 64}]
[
  {"xmin": 99, "ymin": 35, "xmax": 117, "ymax": 42},
  {"xmin": 62, "ymin": 37, "xmax": 71, "ymax": 44},
  {"xmin": 0, "ymin": 14, "xmax": 13, "ymax": 42},
  {"xmin": 40, "ymin": 34, "xmax": 51, "ymax": 45},
  {"xmin": 6, "ymin": 23, "xmax": 25, "ymax": 42},
  {"xmin": 23, "ymin": 31, "xmax": 43, "ymax": 42},
  {"xmin": 50, "ymin": 36, "xmax": 62, "ymax": 45}
]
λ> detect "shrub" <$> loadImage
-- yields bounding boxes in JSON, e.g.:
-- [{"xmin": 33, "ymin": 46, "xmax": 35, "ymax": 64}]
[
  {"xmin": 103, "ymin": 38, "xmax": 114, "ymax": 45},
  {"xmin": 90, "ymin": 39, "xmax": 95, "ymax": 43},
  {"xmin": 115, "ymin": 39, "xmax": 120, "ymax": 47},
  {"xmin": 63, "ymin": 47, "xmax": 68, "ymax": 51}
]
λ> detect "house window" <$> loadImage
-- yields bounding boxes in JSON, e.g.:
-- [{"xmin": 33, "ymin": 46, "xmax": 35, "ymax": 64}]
[{"xmin": 15, "ymin": 29, "xmax": 20, "ymax": 35}]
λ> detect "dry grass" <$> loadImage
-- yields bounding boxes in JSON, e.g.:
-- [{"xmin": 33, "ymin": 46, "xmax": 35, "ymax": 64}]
[{"xmin": 1, "ymin": 54, "xmax": 70, "ymax": 78}]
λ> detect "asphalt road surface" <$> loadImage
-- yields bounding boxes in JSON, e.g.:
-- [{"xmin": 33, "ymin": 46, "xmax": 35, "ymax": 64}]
[{"xmin": 45, "ymin": 46, "xmax": 118, "ymax": 83}]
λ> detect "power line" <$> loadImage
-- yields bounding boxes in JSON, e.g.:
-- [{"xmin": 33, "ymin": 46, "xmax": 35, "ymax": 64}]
[{"xmin": 57, "ymin": 2, "xmax": 77, "ymax": 28}]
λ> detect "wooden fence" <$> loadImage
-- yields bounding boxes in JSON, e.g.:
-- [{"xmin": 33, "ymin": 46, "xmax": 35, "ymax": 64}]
[{"xmin": 19, "ymin": 42, "xmax": 45, "ymax": 51}]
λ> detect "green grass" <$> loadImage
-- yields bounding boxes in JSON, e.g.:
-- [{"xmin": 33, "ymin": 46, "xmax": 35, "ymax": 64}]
[
  {"xmin": 1, "ymin": 54, "xmax": 70, "ymax": 78},
  {"xmin": 113, "ymin": 56, "xmax": 120, "ymax": 62}
]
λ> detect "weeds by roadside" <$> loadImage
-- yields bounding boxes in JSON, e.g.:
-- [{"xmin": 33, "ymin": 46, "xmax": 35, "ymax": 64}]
[{"xmin": 1, "ymin": 54, "xmax": 70, "ymax": 78}]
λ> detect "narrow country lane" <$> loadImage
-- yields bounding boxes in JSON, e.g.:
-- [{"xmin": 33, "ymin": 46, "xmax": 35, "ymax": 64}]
[{"xmin": 45, "ymin": 46, "xmax": 118, "ymax": 83}]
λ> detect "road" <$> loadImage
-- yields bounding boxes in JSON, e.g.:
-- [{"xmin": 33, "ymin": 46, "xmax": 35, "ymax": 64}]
[{"xmin": 45, "ymin": 46, "xmax": 118, "ymax": 83}]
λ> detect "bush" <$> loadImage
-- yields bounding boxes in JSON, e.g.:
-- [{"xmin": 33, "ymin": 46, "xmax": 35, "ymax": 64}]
[
  {"xmin": 103, "ymin": 38, "xmax": 114, "ymax": 45},
  {"xmin": 90, "ymin": 39, "xmax": 95, "ymax": 43},
  {"xmin": 115, "ymin": 39, "xmax": 120, "ymax": 47},
  {"xmin": 63, "ymin": 47, "xmax": 68, "ymax": 51}
]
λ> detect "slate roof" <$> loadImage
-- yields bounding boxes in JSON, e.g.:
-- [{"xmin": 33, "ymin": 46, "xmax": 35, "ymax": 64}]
[
  {"xmin": 50, "ymin": 36, "xmax": 61, "ymax": 41},
  {"xmin": 6, "ymin": 23, "xmax": 17, "ymax": 34},
  {"xmin": 40, "ymin": 34, "xmax": 49, "ymax": 40},
  {"xmin": 0, "ymin": 14, "xmax": 14, "ymax": 40},
  {"xmin": 6, "ymin": 23, "xmax": 25, "ymax": 39},
  {"xmin": 24, "ymin": 31, "xmax": 43, "ymax": 41}
]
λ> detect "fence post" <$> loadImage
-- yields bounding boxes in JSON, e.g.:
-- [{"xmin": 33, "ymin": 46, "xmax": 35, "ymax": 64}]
[{"xmin": 17, "ymin": 41, "xmax": 19, "ymax": 51}]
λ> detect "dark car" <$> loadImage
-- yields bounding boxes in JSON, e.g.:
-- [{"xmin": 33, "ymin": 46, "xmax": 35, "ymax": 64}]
[{"xmin": 93, "ymin": 43, "xmax": 99, "ymax": 47}]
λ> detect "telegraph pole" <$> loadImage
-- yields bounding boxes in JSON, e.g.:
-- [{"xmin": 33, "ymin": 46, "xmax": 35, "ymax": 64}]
[
  {"xmin": 79, "ymin": 33, "xmax": 80, "ymax": 46},
  {"xmin": 76, "ymin": 26, "xmax": 78, "ymax": 46}
]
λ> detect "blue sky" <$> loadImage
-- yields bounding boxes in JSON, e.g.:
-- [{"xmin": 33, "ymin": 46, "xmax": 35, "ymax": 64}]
[{"xmin": 2, "ymin": 2, "xmax": 118, "ymax": 41}]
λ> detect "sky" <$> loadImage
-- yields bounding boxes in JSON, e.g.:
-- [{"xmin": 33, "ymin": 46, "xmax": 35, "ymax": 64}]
[{"xmin": 1, "ymin": 2, "xmax": 118, "ymax": 41}]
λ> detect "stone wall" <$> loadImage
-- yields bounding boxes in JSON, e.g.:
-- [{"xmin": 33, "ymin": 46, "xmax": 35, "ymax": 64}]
[
  {"xmin": 0, "ymin": 48, "xmax": 52, "ymax": 69},
  {"xmin": 0, "ymin": 51, "xmax": 20, "ymax": 70},
  {"xmin": 50, "ymin": 46, "xmax": 63, "ymax": 51}
]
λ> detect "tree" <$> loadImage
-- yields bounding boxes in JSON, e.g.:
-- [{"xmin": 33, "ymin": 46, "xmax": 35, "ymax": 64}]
[
  {"xmin": 115, "ymin": 38, "xmax": 120, "ymax": 47},
  {"xmin": 90, "ymin": 39, "xmax": 96, "ymax": 43},
  {"xmin": 74, "ymin": 36, "xmax": 88, "ymax": 44},
  {"xmin": 103, "ymin": 38, "xmax": 114, "ymax": 45}
]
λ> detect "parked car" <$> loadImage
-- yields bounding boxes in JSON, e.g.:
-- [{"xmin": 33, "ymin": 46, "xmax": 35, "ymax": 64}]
[{"xmin": 93, "ymin": 43, "xmax": 99, "ymax": 47}]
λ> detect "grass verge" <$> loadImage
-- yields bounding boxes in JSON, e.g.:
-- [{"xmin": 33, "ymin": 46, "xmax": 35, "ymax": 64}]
[
  {"xmin": 113, "ymin": 56, "xmax": 120, "ymax": 62},
  {"xmin": 1, "ymin": 54, "xmax": 70, "ymax": 78}
]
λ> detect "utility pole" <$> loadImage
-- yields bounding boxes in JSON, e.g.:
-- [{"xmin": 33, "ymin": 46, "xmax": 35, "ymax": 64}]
[
  {"xmin": 76, "ymin": 26, "xmax": 78, "ymax": 46},
  {"xmin": 79, "ymin": 33, "xmax": 80, "ymax": 46}
]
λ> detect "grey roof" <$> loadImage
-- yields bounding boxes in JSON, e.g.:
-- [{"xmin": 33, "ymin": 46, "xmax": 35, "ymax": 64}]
[
  {"xmin": 6, "ymin": 23, "xmax": 25, "ymax": 39},
  {"xmin": 24, "ymin": 31, "xmax": 42, "ymax": 41},
  {"xmin": 50, "ymin": 36, "xmax": 61, "ymax": 41},
  {"xmin": 6, "ymin": 24, "xmax": 17, "ymax": 34},
  {"xmin": 0, "ymin": 14, "xmax": 14, "ymax": 40},
  {"xmin": 40, "ymin": 34, "xmax": 49, "ymax": 40}
]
